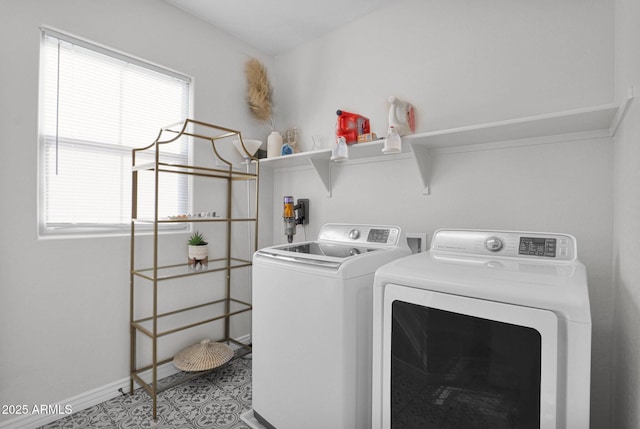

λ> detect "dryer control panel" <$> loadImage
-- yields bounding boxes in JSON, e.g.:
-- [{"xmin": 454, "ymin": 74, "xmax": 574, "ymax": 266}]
[{"xmin": 431, "ymin": 229, "xmax": 577, "ymax": 261}]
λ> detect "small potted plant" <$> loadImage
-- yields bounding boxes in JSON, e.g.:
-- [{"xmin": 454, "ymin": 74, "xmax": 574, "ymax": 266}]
[{"xmin": 188, "ymin": 231, "xmax": 208, "ymax": 268}]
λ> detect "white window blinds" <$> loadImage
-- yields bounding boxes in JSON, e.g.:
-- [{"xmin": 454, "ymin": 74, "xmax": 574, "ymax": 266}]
[{"xmin": 39, "ymin": 28, "xmax": 191, "ymax": 235}]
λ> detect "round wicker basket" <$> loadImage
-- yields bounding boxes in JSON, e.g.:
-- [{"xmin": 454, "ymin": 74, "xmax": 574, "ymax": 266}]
[{"xmin": 173, "ymin": 339, "xmax": 234, "ymax": 372}]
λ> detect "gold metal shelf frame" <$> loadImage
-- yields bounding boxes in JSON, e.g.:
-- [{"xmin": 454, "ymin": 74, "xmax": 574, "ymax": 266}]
[{"xmin": 129, "ymin": 119, "xmax": 259, "ymax": 421}]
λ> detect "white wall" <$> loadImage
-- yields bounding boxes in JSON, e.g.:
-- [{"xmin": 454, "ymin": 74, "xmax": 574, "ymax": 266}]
[
  {"xmin": 274, "ymin": 0, "xmax": 613, "ymax": 148},
  {"xmin": 612, "ymin": 0, "xmax": 640, "ymax": 427},
  {"xmin": 272, "ymin": 0, "xmax": 615, "ymax": 427},
  {"xmin": 0, "ymin": 0, "xmax": 270, "ymax": 424}
]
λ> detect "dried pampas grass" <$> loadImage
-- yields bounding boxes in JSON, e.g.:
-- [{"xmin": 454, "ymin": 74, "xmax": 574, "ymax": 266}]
[{"xmin": 244, "ymin": 58, "xmax": 273, "ymax": 126}]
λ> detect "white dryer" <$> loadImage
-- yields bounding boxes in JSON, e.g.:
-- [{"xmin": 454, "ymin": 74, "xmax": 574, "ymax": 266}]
[
  {"xmin": 244, "ymin": 224, "xmax": 411, "ymax": 429},
  {"xmin": 372, "ymin": 229, "xmax": 592, "ymax": 429}
]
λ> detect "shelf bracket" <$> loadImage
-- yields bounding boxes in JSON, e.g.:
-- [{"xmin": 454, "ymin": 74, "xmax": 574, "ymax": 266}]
[
  {"xmin": 609, "ymin": 87, "xmax": 635, "ymax": 137},
  {"xmin": 308, "ymin": 156, "xmax": 332, "ymax": 197},
  {"xmin": 408, "ymin": 142, "xmax": 431, "ymax": 195}
]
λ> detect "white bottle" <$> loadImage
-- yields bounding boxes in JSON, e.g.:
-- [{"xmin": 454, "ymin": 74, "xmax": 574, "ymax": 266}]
[
  {"xmin": 382, "ymin": 126, "xmax": 402, "ymax": 154},
  {"xmin": 267, "ymin": 131, "xmax": 283, "ymax": 158},
  {"xmin": 331, "ymin": 136, "xmax": 349, "ymax": 161}
]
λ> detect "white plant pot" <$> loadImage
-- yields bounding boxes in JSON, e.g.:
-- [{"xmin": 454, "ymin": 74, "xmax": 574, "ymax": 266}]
[{"xmin": 188, "ymin": 244, "xmax": 209, "ymax": 267}]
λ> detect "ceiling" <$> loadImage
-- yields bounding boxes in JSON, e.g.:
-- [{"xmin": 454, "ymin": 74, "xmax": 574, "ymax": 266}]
[{"xmin": 164, "ymin": 0, "xmax": 396, "ymax": 56}]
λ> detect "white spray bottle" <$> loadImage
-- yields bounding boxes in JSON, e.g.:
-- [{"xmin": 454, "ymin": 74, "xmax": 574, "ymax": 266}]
[{"xmin": 388, "ymin": 96, "xmax": 416, "ymax": 136}]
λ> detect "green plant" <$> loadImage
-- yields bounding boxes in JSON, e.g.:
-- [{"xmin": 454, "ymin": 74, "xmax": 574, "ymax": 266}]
[{"xmin": 188, "ymin": 231, "xmax": 208, "ymax": 246}]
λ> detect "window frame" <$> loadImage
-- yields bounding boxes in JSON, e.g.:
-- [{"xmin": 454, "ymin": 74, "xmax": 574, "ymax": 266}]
[{"xmin": 37, "ymin": 27, "xmax": 193, "ymax": 238}]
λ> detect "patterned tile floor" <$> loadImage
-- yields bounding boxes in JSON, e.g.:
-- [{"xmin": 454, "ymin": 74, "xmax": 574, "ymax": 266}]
[{"xmin": 39, "ymin": 356, "xmax": 252, "ymax": 429}]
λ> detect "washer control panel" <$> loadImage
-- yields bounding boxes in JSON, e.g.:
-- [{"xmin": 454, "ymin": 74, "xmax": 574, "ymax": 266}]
[
  {"xmin": 518, "ymin": 236, "xmax": 558, "ymax": 258},
  {"xmin": 318, "ymin": 224, "xmax": 401, "ymax": 247},
  {"xmin": 485, "ymin": 236, "xmax": 504, "ymax": 252},
  {"xmin": 432, "ymin": 229, "xmax": 577, "ymax": 261}
]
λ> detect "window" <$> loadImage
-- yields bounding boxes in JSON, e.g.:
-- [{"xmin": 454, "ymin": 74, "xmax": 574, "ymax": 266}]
[{"xmin": 39, "ymin": 28, "xmax": 191, "ymax": 236}]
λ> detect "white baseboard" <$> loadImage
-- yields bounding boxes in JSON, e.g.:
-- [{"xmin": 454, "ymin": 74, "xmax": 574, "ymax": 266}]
[{"xmin": 0, "ymin": 335, "xmax": 251, "ymax": 429}]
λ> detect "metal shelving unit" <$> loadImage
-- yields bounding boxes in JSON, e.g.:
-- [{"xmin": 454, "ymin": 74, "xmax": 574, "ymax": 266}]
[{"xmin": 129, "ymin": 119, "xmax": 259, "ymax": 420}]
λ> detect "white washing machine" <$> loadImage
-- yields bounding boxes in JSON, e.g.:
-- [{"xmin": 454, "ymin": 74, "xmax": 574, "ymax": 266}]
[
  {"xmin": 371, "ymin": 229, "xmax": 592, "ymax": 429},
  {"xmin": 243, "ymin": 224, "xmax": 411, "ymax": 429}
]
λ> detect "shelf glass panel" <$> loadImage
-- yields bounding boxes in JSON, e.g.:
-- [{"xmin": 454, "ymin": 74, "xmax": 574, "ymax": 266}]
[
  {"xmin": 132, "ymin": 217, "xmax": 257, "ymax": 223},
  {"xmin": 132, "ymin": 298, "xmax": 252, "ymax": 338},
  {"xmin": 133, "ymin": 257, "xmax": 252, "ymax": 281},
  {"xmin": 131, "ymin": 340, "xmax": 251, "ymax": 393},
  {"xmin": 133, "ymin": 161, "xmax": 257, "ymax": 179}
]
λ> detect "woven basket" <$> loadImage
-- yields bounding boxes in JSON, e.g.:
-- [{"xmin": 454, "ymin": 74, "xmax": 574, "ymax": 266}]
[{"xmin": 173, "ymin": 339, "xmax": 234, "ymax": 372}]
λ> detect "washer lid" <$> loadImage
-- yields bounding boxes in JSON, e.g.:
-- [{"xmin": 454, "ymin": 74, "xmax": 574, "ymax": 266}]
[
  {"xmin": 255, "ymin": 223, "xmax": 409, "ymax": 270},
  {"xmin": 257, "ymin": 242, "xmax": 382, "ymax": 268},
  {"xmin": 279, "ymin": 242, "xmax": 381, "ymax": 258}
]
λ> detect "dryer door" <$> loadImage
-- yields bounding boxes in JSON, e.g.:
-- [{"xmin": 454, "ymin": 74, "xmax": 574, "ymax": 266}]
[{"xmin": 381, "ymin": 284, "xmax": 558, "ymax": 429}]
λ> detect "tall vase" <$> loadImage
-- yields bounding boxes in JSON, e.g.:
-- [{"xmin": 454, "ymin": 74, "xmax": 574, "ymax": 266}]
[{"xmin": 267, "ymin": 131, "xmax": 283, "ymax": 158}]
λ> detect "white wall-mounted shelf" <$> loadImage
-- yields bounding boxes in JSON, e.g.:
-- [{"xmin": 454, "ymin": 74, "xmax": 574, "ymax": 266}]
[{"xmin": 259, "ymin": 95, "xmax": 633, "ymax": 196}]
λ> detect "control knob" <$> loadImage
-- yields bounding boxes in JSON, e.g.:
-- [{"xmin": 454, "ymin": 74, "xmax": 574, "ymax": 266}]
[
  {"xmin": 349, "ymin": 229, "xmax": 360, "ymax": 240},
  {"xmin": 485, "ymin": 236, "xmax": 503, "ymax": 252}
]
